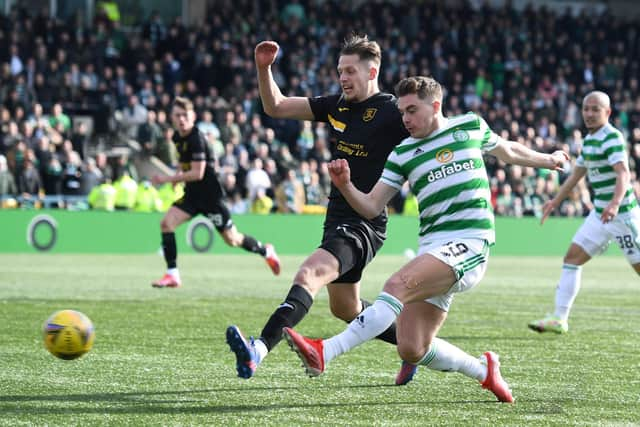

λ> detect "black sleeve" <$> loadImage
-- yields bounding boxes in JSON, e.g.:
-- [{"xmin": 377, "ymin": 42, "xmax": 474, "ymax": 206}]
[
  {"xmin": 308, "ymin": 94, "xmax": 341, "ymax": 123},
  {"xmin": 190, "ymin": 132, "xmax": 207, "ymax": 162}
]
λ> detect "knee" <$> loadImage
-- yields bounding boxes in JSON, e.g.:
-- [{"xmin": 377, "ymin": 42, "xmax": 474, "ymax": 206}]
[
  {"xmin": 222, "ymin": 234, "xmax": 236, "ymax": 247},
  {"xmin": 397, "ymin": 339, "xmax": 432, "ymax": 365},
  {"xmin": 562, "ymin": 251, "xmax": 577, "ymax": 264},
  {"xmin": 293, "ymin": 265, "xmax": 323, "ymax": 289},
  {"xmin": 563, "ymin": 244, "xmax": 590, "ymax": 265},
  {"xmin": 563, "ymin": 253, "xmax": 583, "ymax": 265},
  {"xmin": 382, "ymin": 274, "xmax": 406, "ymax": 295},
  {"xmin": 160, "ymin": 218, "xmax": 172, "ymax": 232},
  {"xmin": 222, "ymin": 230, "xmax": 242, "ymax": 247}
]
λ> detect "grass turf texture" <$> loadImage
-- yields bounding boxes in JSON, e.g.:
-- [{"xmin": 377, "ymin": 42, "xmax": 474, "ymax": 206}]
[{"xmin": 1, "ymin": 253, "xmax": 638, "ymax": 426}]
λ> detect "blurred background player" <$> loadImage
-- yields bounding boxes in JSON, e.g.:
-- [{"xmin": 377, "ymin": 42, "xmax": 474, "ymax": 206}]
[
  {"xmin": 283, "ymin": 76, "xmax": 568, "ymax": 402},
  {"xmin": 151, "ymin": 97, "xmax": 280, "ymax": 288},
  {"xmin": 226, "ymin": 34, "xmax": 413, "ymax": 383},
  {"xmin": 529, "ymin": 91, "xmax": 640, "ymax": 333}
]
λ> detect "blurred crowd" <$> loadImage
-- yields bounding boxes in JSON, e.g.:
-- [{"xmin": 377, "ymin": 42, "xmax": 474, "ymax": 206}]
[{"xmin": 1, "ymin": 0, "xmax": 640, "ymax": 218}]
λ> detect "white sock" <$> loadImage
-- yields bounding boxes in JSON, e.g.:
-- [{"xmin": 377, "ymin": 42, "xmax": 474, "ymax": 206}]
[
  {"xmin": 167, "ymin": 268, "xmax": 180, "ymax": 280},
  {"xmin": 323, "ymin": 292, "xmax": 403, "ymax": 363},
  {"xmin": 417, "ymin": 337, "xmax": 487, "ymax": 382},
  {"xmin": 254, "ymin": 339, "xmax": 269, "ymax": 363},
  {"xmin": 553, "ymin": 263, "xmax": 582, "ymax": 321}
]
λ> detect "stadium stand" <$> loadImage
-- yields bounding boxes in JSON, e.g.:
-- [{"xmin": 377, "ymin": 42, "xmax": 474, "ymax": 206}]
[{"xmin": 0, "ymin": 0, "xmax": 639, "ymax": 218}]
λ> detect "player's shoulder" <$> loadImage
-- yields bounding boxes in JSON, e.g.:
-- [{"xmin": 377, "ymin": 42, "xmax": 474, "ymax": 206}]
[
  {"xmin": 310, "ymin": 93, "xmax": 342, "ymax": 106},
  {"xmin": 391, "ymin": 136, "xmax": 423, "ymax": 156},
  {"xmin": 449, "ymin": 111, "xmax": 483, "ymax": 128},
  {"xmin": 365, "ymin": 92, "xmax": 398, "ymax": 108},
  {"xmin": 601, "ymin": 123, "xmax": 624, "ymax": 140},
  {"xmin": 588, "ymin": 123, "xmax": 624, "ymax": 144},
  {"xmin": 189, "ymin": 127, "xmax": 208, "ymax": 144}
]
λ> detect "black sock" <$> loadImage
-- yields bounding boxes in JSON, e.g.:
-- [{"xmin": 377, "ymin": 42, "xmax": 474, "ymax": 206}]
[
  {"xmin": 358, "ymin": 299, "xmax": 397, "ymax": 345},
  {"xmin": 259, "ymin": 284, "xmax": 313, "ymax": 351},
  {"xmin": 161, "ymin": 232, "xmax": 177, "ymax": 268},
  {"xmin": 241, "ymin": 235, "xmax": 266, "ymax": 256}
]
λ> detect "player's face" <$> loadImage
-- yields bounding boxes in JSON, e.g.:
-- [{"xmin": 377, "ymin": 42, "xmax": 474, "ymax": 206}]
[
  {"xmin": 581, "ymin": 96, "xmax": 609, "ymax": 132},
  {"xmin": 171, "ymin": 106, "xmax": 195, "ymax": 135},
  {"xmin": 397, "ymin": 93, "xmax": 439, "ymax": 138},
  {"xmin": 337, "ymin": 54, "xmax": 375, "ymax": 102}
]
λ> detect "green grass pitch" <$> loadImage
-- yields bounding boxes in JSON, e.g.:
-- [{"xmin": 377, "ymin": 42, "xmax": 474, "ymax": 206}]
[{"xmin": 1, "ymin": 253, "xmax": 638, "ymax": 426}]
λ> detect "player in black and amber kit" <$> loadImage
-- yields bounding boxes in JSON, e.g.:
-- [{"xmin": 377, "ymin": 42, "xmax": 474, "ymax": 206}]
[
  {"xmin": 151, "ymin": 97, "xmax": 280, "ymax": 288},
  {"xmin": 227, "ymin": 34, "xmax": 418, "ymax": 385}
]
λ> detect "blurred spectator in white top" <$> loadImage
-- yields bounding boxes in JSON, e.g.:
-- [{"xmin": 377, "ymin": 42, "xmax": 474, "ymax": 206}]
[
  {"xmin": 245, "ymin": 157, "xmax": 271, "ymax": 202},
  {"xmin": 197, "ymin": 110, "xmax": 220, "ymax": 140}
]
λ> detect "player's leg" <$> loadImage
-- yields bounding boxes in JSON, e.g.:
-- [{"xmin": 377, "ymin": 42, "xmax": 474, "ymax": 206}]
[
  {"xmin": 614, "ymin": 213, "xmax": 640, "ymax": 275},
  {"xmin": 257, "ymin": 248, "xmax": 339, "ymax": 349},
  {"xmin": 284, "ymin": 240, "xmax": 493, "ymax": 372},
  {"xmin": 152, "ymin": 205, "xmax": 192, "ymax": 288},
  {"xmin": 208, "ymin": 204, "xmax": 281, "ymax": 275},
  {"xmin": 219, "ymin": 225, "xmax": 280, "ymax": 275},
  {"xmin": 396, "ymin": 301, "xmax": 512, "ymax": 401},
  {"xmin": 226, "ymin": 248, "xmax": 339, "ymax": 378},
  {"xmin": 287, "ymin": 250, "xmax": 457, "ymax": 368},
  {"xmin": 327, "ymin": 282, "xmax": 399, "ymax": 345},
  {"xmin": 283, "ymin": 253, "xmax": 456, "ymax": 377},
  {"xmin": 329, "ymin": 278, "xmax": 413, "ymax": 382},
  {"xmin": 394, "ymin": 239, "xmax": 492, "ymax": 387},
  {"xmin": 324, "ymin": 221, "xmax": 399, "ymax": 344},
  {"xmin": 529, "ymin": 212, "xmax": 608, "ymax": 333},
  {"xmin": 394, "ymin": 301, "xmax": 444, "ymax": 385},
  {"xmin": 397, "ymin": 303, "xmax": 488, "ymax": 379}
]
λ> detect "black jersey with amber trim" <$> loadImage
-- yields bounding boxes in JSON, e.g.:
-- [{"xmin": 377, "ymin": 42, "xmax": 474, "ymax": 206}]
[
  {"xmin": 173, "ymin": 127, "xmax": 224, "ymax": 200},
  {"xmin": 309, "ymin": 92, "xmax": 408, "ymax": 226}
]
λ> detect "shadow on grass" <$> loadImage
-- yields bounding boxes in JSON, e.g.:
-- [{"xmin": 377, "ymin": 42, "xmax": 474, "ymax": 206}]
[
  {"xmin": 441, "ymin": 335, "xmax": 541, "ymax": 341},
  {"xmin": 0, "ymin": 384, "xmax": 517, "ymax": 414},
  {"xmin": 2, "ymin": 384, "xmax": 385, "ymax": 402}
]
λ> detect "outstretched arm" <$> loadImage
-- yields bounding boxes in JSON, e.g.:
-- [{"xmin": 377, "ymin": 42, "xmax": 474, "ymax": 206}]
[
  {"xmin": 488, "ymin": 139, "xmax": 569, "ymax": 170},
  {"xmin": 540, "ymin": 165, "xmax": 587, "ymax": 224},
  {"xmin": 255, "ymin": 41, "xmax": 314, "ymax": 120},
  {"xmin": 328, "ymin": 159, "xmax": 398, "ymax": 219}
]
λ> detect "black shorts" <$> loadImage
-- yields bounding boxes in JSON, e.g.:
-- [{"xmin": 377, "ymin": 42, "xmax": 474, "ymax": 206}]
[
  {"xmin": 320, "ymin": 218, "xmax": 386, "ymax": 284},
  {"xmin": 173, "ymin": 193, "xmax": 233, "ymax": 232}
]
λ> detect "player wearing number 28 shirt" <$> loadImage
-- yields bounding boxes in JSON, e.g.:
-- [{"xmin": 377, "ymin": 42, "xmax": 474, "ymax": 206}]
[{"xmin": 529, "ymin": 90, "xmax": 640, "ymax": 334}]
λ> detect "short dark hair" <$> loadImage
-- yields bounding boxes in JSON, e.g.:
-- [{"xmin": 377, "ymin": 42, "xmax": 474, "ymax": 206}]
[
  {"xmin": 395, "ymin": 76, "xmax": 443, "ymax": 102},
  {"xmin": 340, "ymin": 34, "xmax": 381, "ymax": 66},
  {"xmin": 172, "ymin": 96, "xmax": 194, "ymax": 111}
]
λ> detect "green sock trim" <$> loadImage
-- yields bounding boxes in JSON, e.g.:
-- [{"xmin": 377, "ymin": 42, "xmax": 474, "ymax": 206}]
[
  {"xmin": 376, "ymin": 293, "xmax": 403, "ymax": 315},
  {"xmin": 417, "ymin": 342, "xmax": 438, "ymax": 366}
]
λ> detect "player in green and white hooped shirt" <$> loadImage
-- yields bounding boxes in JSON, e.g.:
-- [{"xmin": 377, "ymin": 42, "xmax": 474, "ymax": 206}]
[
  {"xmin": 529, "ymin": 91, "xmax": 640, "ymax": 334},
  {"xmin": 283, "ymin": 76, "xmax": 568, "ymax": 402}
]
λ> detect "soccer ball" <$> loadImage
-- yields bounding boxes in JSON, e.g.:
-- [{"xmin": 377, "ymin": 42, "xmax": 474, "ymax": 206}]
[{"xmin": 43, "ymin": 310, "xmax": 95, "ymax": 360}]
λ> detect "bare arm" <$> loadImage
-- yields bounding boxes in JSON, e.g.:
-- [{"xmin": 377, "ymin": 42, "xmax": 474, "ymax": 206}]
[
  {"xmin": 600, "ymin": 161, "xmax": 630, "ymax": 223},
  {"xmin": 540, "ymin": 165, "xmax": 587, "ymax": 224},
  {"xmin": 488, "ymin": 139, "xmax": 569, "ymax": 170},
  {"xmin": 328, "ymin": 159, "xmax": 398, "ymax": 219},
  {"xmin": 255, "ymin": 41, "xmax": 314, "ymax": 120}
]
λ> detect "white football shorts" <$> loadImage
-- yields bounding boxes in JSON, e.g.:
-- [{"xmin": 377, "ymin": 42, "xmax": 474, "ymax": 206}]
[
  {"xmin": 418, "ymin": 238, "xmax": 490, "ymax": 312},
  {"xmin": 573, "ymin": 208, "xmax": 640, "ymax": 264}
]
